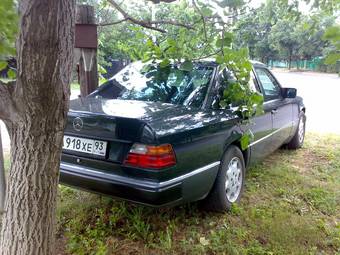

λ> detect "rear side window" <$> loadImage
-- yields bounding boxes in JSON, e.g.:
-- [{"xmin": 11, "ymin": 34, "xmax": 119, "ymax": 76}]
[
  {"xmin": 249, "ymin": 71, "xmax": 260, "ymax": 92},
  {"xmin": 255, "ymin": 68, "xmax": 281, "ymax": 100},
  {"xmin": 90, "ymin": 62, "xmax": 214, "ymax": 108},
  {"xmin": 211, "ymin": 68, "xmax": 260, "ymax": 109}
]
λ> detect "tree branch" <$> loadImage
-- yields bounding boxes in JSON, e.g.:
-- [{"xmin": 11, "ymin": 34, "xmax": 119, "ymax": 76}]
[
  {"xmin": 99, "ymin": 18, "xmax": 128, "ymax": 26},
  {"xmin": 107, "ymin": 0, "xmax": 166, "ymax": 32},
  {"xmin": 148, "ymin": 20, "xmax": 194, "ymax": 30},
  {"xmin": 99, "ymin": 19, "xmax": 194, "ymax": 30},
  {"xmin": 106, "ymin": 0, "xmax": 194, "ymax": 32},
  {"xmin": 192, "ymin": 49, "xmax": 222, "ymax": 61},
  {"xmin": 192, "ymin": 0, "xmax": 208, "ymax": 41},
  {"xmin": 149, "ymin": 0, "xmax": 177, "ymax": 3}
]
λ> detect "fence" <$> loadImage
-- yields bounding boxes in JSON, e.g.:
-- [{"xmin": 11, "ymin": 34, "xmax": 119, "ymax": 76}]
[{"xmin": 268, "ymin": 58, "xmax": 340, "ymax": 73}]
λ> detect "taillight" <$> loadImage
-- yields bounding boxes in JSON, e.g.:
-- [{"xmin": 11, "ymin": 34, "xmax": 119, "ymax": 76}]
[{"xmin": 124, "ymin": 143, "xmax": 176, "ymax": 169}]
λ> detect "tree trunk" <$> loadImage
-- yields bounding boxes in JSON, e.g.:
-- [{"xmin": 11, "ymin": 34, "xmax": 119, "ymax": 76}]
[
  {"xmin": 0, "ymin": 0, "xmax": 75, "ymax": 254},
  {"xmin": 288, "ymin": 48, "xmax": 292, "ymax": 70},
  {"xmin": 0, "ymin": 125, "xmax": 63, "ymax": 254}
]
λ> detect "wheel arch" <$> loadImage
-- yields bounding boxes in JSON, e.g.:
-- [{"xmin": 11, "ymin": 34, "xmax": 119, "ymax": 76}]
[
  {"xmin": 229, "ymin": 140, "xmax": 250, "ymax": 168},
  {"xmin": 223, "ymin": 134, "xmax": 250, "ymax": 168}
]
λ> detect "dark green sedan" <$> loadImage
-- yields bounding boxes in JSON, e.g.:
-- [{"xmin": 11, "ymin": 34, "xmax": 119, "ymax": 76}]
[{"xmin": 60, "ymin": 60, "xmax": 306, "ymax": 211}]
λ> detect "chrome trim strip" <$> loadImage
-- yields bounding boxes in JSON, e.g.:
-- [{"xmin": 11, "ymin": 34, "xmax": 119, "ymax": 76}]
[
  {"xmin": 159, "ymin": 161, "xmax": 220, "ymax": 187},
  {"xmin": 249, "ymin": 122, "xmax": 293, "ymax": 147},
  {"xmin": 60, "ymin": 161, "xmax": 220, "ymax": 190}
]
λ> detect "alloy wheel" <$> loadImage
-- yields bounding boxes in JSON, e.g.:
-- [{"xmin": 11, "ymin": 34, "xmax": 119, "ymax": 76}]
[
  {"xmin": 225, "ymin": 157, "xmax": 243, "ymax": 203},
  {"xmin": 298, "ymin": 117, "xmax": 305, "ymax": 144}
]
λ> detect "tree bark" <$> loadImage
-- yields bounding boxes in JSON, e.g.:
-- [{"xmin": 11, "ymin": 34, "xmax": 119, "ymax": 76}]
[{"xmin": 0, "ymin": 0, "xmax": 75, "ymax": 254}]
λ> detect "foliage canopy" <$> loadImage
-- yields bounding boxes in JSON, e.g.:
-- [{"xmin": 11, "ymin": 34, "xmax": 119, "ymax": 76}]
[{"xmin": 0, "ymin": 0, "xmax": 17, "ymax": 73}]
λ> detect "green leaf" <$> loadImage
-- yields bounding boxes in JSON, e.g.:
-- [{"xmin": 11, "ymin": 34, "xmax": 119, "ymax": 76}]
[
  {"xmin": 240, "ymin": 133, "xmax": 250, "ymax": 150},
  {"xmin": 216, "ymin": 39, "xmax": 222, "ymax": 48},
  {"xmin": 159, "ymin": 58, "xmax": 170, "ymax": 68},
  {"xmin": 146, "ymin": 39, "xmax": 154, "ymax": 48},
  {"xmin": 98, "ymin": 64, "xmax": 107, "ymax": 75},
  {"xmin": 166, "ymin": 46, "xmax": 177, "ymax": 55},
  {"xmin": 99, "ymin": 76, "xmax": 107, "ymax": 85},
  {"xmin": 200, "ymin": 6, "xmax": 213, "ymax": 17},
  {"xmin": 216, "ymin": 33, "xmax": 234, "ymax": 48},
  {"xmin": 324, "ymin": 53, "xmax": 340, "ymax": 65},
  {"xmin": 167, "ymin": 38, "xmax": 176, "ymax": 47},
  {"xmin": 218, "ymin": 1, "xmax": 231, "ymax": 8},
  {"xmin": 323, "ymin": 26, "xmax": 340, "ymax": 42},
  {"xmin": 0, "ymin": 0, "xmax": 18, "ymax": 57},
  {"xmin": 135, "ymin": 31, "xmax": 145, "ymax": 40},
  {"xmin": 243, "ymin": 61, "xmax": 252, "ymax": 71},
  {"xmin": 223, "ymin": 89, "xmax": 229, "ymax": 98},
  {"xmin": 255, "ymin": 104, "xmax": 264, "ymax": 116},
  {"xmin": 7, "ymin": 68, "xmax": 16, "ymax": 79},
  {"xmin": 179, "ymin": 60, "xmax": 193, "ymax": 71},
  {"xmin": 250, "ymin": 93, "xmax": 264, "ymax": 104},
  {"xmin": 219, "ymin": 100, "xmax": 229, "ymax": 109},
  {"xmin": 216, "ymin": 55, "xmax": 224, "ymax": 64},
  {"xmin": 0, "ymin": 61, "xmax": 7, "ymax": 71},
  {"xmin": 141, "ymin": 64, "xmax": 151, "ymax": 73}
]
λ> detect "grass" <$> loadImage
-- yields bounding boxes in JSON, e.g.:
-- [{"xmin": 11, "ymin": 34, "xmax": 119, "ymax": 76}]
[
  {"xmin": 3, "ymin": 153, "xmax": 10, "ymax": 172},
  {"xmin": 3, "ymin": 133, "xmax": 339, "ymax": 254},
  {"xmin": 70, "ymin": 82, "xmax": 80, "ymax": 90},
  {"xmin": 1, "ymin": 152, "xmax": 10, "ymax": 177},
  {"xmin": 55, "ymin": 132, "xmax": 340, "ymax": 255}
]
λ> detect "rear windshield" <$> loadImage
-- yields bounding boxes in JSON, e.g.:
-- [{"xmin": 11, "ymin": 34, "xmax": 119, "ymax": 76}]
[{"xmin": 91, "ymin": 62, "xmax": 214, "ymax": 108}]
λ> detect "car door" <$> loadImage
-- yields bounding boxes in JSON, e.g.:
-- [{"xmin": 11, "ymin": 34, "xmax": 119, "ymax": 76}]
[
  {"xmin": 254, "ymin": 67, "xmax": 293, "ymax": 151},
  {"xmin": 247, "ymin": 70, "xmax": 274, "ymax": 163}
]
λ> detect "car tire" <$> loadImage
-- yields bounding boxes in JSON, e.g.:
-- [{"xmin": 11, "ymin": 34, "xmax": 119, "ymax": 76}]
[
  {"xmin": 202, "ymin": 145, "xmax": 245, "ymax": 212},
  {"xmin": 287, "ymin": 111, "xmax": 306, "ymax": 150}
]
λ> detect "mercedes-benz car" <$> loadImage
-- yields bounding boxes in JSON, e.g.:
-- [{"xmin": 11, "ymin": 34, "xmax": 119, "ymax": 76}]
[{"xmin": 59, "ymin": 60, "xmax": 306, "ymax": 211}]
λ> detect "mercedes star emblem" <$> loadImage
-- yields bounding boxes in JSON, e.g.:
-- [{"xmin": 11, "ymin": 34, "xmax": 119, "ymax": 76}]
[{"xmin": 73, "ymin": 117, "xmax": 83, "ymax": 131}]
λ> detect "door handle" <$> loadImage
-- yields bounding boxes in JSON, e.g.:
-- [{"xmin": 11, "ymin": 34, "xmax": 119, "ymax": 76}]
[{"xmin": 271, "ymin": 109, "xmax": 278, "ymax": 114}]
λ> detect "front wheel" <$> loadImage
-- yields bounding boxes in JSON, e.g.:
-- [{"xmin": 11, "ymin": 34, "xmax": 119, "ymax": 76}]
[
  {"xmin": 202, "ymin": 145, "xmax": 245, "ymax": 212},
  {"xmin": 287, "ymin": 112, "xmax": 306, "ymax": 150}
]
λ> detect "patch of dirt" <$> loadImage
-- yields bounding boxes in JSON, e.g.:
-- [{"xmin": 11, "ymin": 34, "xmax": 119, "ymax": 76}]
[
  {"xmin": 286, "ymin": 147, "xmax": 331, "ymax": 175},
  {"xmin": 108, "ymin": 238, "xmax": 161, "ymax": 255},
  {"xmin": 55, "ymin": 236, "xmax": 68, "ymax": 255}
]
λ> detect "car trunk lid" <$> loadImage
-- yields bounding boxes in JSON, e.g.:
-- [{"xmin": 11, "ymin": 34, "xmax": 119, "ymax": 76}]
[{"xmin": 63, "ymin": 98, "xmax": 186, "ymax": 163}]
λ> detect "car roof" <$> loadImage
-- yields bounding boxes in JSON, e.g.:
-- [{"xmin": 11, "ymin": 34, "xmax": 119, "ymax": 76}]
[
  {"xmin": 250, "ymin": 60, "xmax": 267, "ymax": 68},
  {"xmin": 194, "ymin": 58, "xmax": 267, "ymax": 68}
]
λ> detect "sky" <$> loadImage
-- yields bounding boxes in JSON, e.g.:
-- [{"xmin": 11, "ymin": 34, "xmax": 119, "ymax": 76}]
[
  {"xmin": 117, "ymin": 0, "xmax": 339, "ymax": 24},
  {"xmin": 248, "ymin": 0, "xmax": 340, "ymax": 23},
  {"xmin": 249, "ymin": 0, "xmax": 312, "ymax": 13}
]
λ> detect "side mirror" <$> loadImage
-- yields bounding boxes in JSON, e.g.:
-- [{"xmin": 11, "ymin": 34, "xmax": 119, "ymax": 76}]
[{"xmin": 282, "ymin": 88, "xmax": 297, "ymax": 99}]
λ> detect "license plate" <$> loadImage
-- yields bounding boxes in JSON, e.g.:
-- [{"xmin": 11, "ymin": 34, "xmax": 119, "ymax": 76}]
[{"xmin": 63, "ymin": 135, "xmax": 107, "ymax": 156}]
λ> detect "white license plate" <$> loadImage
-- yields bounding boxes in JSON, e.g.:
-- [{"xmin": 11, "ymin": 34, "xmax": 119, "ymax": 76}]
[{"xmin": 63, "ymin": 135, "xmax": 107, "ymax": 156}]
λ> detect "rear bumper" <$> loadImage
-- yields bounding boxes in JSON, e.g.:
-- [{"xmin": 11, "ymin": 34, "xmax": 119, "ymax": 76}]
[{"xmin": 59, "ymin": 161, "xmax": 220, "ymax": 207}]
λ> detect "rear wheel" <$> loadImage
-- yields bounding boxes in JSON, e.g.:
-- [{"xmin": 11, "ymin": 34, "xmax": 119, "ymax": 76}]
[
  {"xmin": 287, "ymin": 112, "xmax": 306, "ymax": 149},
  {"xmin": 202, "ymin": 145, "xmax": 245, "ymax": 212}
]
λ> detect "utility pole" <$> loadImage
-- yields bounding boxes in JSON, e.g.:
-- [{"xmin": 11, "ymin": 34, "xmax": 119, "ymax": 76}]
[{"xmin": 75, "ymin": 5, "xmax": 98, "ymax": 97}]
